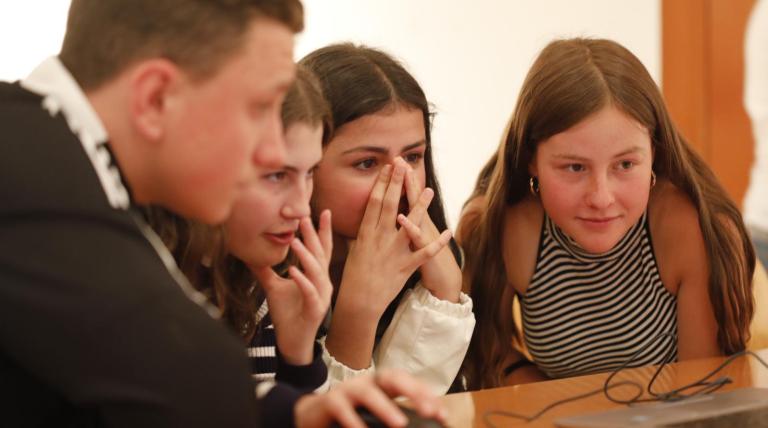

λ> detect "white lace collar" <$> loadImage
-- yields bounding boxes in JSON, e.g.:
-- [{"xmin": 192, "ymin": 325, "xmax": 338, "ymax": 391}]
[{"xmin": 21, "ymin": 57, "xmax": 130, "ymax": 209}]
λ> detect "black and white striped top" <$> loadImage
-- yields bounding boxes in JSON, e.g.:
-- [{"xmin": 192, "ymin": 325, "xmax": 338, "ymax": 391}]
[
  {"xmin": 246, "ymin": 299, "xmax": 329, "ymax": 392},
  {"xmin": 521, "ymin": 211, "xmax": 678, "ymax": 378},
  {"xmin": 248, "ymin": 300, "xmax": 278, "ymax": 381}
]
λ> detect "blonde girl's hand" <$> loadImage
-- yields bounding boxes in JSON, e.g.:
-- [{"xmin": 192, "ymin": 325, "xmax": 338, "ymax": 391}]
[
  {"xmin": 396, "ymin": 159, "xmax": 462, "ymax": 303},
  {"xmin": 254, "ymin": 210, "xmax": 333, "ymax": 366}
]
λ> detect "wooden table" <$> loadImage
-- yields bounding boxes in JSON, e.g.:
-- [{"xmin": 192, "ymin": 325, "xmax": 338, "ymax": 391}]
[{"xmin": 441, "ymin": 349, "xmax": 768, "ymax": 427}]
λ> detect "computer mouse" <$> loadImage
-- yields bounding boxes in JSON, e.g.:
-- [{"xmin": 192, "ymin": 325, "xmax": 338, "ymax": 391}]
[{"xmin": 331, "ymin": 404, "xmax": 446, "ymax": 428}]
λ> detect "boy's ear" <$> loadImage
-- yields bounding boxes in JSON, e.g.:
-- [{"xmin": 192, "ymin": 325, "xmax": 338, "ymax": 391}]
[{"xmin": 128, "ymin": 59, "xmax": 182, "ymax": 143}]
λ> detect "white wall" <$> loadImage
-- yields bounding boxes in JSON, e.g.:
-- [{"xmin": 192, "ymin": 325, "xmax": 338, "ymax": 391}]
[
  {"xmin": 297, "ymin": 0, "xmax": 661, "ymax": 228},
  {"xmin": 1, "ymin": 1, "xmax": 660, "ymax": 228},
  {"xmin": 0, "ymin": 1, "xmax": 70, "ymax": 81}
]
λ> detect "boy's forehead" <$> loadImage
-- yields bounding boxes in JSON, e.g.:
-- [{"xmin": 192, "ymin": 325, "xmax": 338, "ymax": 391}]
[
  {"xmin": 210, "ymin": 17, "xmax": 296, "ymax": 92},
  {"xmin": 244, "ymin": 18, "xmax": 295, "ymax": 72}
]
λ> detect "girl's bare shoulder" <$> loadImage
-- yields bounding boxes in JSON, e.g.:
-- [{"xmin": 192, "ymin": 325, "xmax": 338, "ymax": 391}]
[
  {"xmin": 648, "ymin": 180, "xmax": 702, "ymax": 245},
  {"xmin": 503, "ymin": 196, "xmax": 544, "ymax": 295},
  {"xmin": 457, "ymin": 195, "xmax": 542, "ymax": 294},
  {"xmin": 648, "ymin": 180, "xmax": 706, "ymax": 292}
]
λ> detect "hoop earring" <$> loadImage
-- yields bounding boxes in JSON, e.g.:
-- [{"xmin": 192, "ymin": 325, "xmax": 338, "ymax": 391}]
[
  {"xmin": 651, "ymin": 171, "xmax": 657, "ymax": 188},
  {"xmin": 529, "ymin": 176, "xmax": 540, "ymax": 195}
]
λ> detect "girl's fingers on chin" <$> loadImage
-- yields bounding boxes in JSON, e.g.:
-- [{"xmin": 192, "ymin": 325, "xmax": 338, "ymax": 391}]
[
  {"xmin": 291, "ymin": 238, "xmax": 322, "ymax": 274},
  {"xmin": 299, "ymin": 217, "xmax": 324, "ymax": 259},
  {"xmin": 287, "ymin": 266, "xmax": 322, "ymax": 309},
  {"xmin": 253, "ymin": 266, "xmax": 279, "ymax": 290}
]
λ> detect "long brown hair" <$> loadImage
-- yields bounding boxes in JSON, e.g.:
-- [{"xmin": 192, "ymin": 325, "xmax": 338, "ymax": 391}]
[
  {"xmin": 462, "ymin": 38, "xmax": 755, "ymax": 389},
  {"xmin": 146, "ymin": 64, "xmax": 331, "ymax": 341}
]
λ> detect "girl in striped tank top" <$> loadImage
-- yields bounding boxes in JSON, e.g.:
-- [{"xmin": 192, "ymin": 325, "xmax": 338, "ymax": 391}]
[{"xmin": 458, "ymin": 38, "xmax": 756, "ymax": 390}]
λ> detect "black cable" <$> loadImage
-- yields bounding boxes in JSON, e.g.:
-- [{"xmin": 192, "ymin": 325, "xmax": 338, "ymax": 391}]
[
  {"xmin": 643, "ymin": 349, "xmax": 768, "ymax": 402},
  {"xmin": 482, "ymin": 380, "xmax": 639, "ymax": 428},
  {"xmin": 602, "ymin": 331, "xmax": 677, "ymax": 405},
  {"xmin": 482, "ymin": 332, "xmax": 768, "ymax": 427}
]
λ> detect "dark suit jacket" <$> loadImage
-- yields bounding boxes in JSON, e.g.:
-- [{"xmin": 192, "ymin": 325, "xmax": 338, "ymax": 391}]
[{"xmin": 0, "ymin": 81, "xmax": 260, "ymax": 427}]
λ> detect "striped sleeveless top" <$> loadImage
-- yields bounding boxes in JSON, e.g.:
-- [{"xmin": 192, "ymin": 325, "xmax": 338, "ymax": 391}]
[{"xmin": 521, "ymin": 211, "xmax": 678, "ymax": 378}]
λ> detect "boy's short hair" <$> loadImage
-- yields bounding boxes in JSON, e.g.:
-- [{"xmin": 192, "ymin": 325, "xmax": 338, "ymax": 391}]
[{"xmin": 60, "ymin": 0, "xmax": 303, "ymax": 90}]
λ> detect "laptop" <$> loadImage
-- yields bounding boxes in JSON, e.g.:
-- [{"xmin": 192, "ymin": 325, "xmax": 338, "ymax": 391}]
[{"xmin": 555, "ymin": 387, "xmax": 768, "ymax": 427}]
